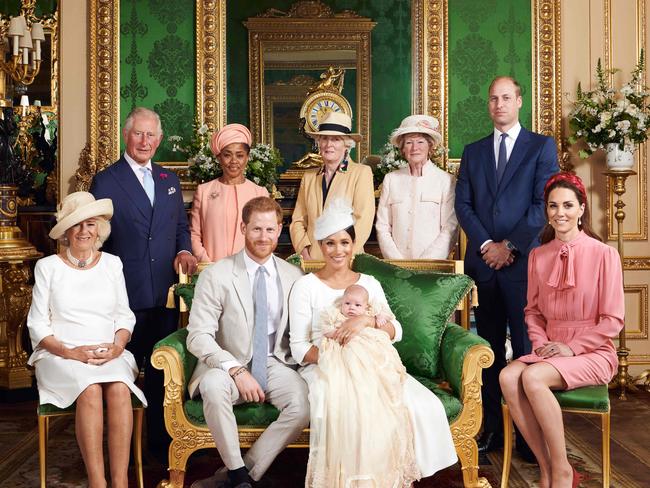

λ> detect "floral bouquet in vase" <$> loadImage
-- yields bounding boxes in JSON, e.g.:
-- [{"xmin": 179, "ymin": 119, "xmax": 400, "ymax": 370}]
[{"xmin": 569, "ymin": 50, "xmax": 649, "ymax": 169}]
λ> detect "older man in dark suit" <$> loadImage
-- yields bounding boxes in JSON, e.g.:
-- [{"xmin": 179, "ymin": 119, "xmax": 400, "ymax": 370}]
[
  {"xmin": 90, "ymin": 107, "xmax": 197, "ymax": 456},
  {"xmin": 455, "ymin": 77, "xmax": 559, "ymax": 458}
]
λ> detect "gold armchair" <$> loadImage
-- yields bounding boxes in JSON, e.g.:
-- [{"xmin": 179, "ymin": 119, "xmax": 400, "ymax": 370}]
[{"xmin": 152, "ymin": 258, "xmax": 494, "ymax": 488}]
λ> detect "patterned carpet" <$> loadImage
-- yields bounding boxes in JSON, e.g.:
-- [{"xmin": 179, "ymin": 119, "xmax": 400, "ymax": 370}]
[{"xmin": 1, "ymin": 389, "xmax": 649, "ymax": 487}]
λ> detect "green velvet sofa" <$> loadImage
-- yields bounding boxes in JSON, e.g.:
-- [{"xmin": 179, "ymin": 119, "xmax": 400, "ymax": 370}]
[{"xmin": 151, "ymin": 257, "xmax": 494, "ymax": 488}]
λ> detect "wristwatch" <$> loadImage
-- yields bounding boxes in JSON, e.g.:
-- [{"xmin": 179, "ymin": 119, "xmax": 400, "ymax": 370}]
[{"xmin": 504, "ymin": 240, "xmax": 516, "ymax": 252}]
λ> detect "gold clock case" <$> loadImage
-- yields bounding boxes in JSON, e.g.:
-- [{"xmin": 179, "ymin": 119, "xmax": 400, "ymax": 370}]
[
  {"xmin": 301, "ymin": 90, "xmax": 352, "ymax": 132},
  {"xmin": 244, "ymin": 7, "xmax": 376, "ymax": 162}
]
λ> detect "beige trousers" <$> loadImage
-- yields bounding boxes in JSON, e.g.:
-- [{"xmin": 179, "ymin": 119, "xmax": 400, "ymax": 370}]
[{"xmin": 198, "ymin": 356, "xmax": 309, "ymax": 481}]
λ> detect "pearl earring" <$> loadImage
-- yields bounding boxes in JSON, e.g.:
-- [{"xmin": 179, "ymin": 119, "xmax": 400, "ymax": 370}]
[{"xmin": 578, "ymin": 217, "xmax": 582, "ymax": 226}]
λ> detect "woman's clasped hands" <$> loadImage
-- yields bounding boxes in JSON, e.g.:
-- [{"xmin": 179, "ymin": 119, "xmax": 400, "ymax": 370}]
[
  {"xmin": 63, "ymin": 343, "xmax": 125, "ymax": 365},
  {"xmin": 535, "ymin": 341, "xmax": 574, "ymax": 358}
]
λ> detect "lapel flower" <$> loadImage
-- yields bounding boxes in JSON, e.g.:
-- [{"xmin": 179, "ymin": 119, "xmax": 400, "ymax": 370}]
[{"xmin": 159, "ymin": 172, "xmax": 169, "ymax": 180}]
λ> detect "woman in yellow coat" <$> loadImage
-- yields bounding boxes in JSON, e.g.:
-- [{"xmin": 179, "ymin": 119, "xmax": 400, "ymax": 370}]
[
  {"xmin": 290, "ymin": 112, "xmax": 375, "ymax": 260},
  {"xmin": 190, "ymin": 124, "xmax": 268, "ymax": 263}
]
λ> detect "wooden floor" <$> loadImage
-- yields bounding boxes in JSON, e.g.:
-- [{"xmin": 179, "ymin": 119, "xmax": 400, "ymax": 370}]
[{"xmin": 1, "ymin": 386, "xmax": 649, "ymax": 487}]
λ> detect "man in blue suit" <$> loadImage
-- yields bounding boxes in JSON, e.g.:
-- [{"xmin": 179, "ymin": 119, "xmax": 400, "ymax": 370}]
[
  {"xmin": 455, "ymin": 77, "xmax": 558, "ymax": 457},
  {"xmin": 90, "ymin": 107, "xmax": 197, "ymax": 457}
]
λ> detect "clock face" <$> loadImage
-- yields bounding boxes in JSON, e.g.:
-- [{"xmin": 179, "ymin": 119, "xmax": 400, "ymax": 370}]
[
  {"xmin": 308, "ymin": 99, "xmax": 343, "ymax": 130},
  {"xmin": 300, "ymin": 91, "xmax": 352, "ymax": 132}
]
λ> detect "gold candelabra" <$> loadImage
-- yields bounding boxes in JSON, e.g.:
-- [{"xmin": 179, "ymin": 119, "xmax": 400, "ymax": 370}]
[
  {"xmin": 0, "ymin": 0, "xmax": 44, "ymax": 86},
  {"xmin": 604, "ymin": 169, "xmax": 638, "ymax": 400}
]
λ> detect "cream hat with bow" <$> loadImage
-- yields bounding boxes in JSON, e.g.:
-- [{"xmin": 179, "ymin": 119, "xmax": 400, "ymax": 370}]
[
  {"xmin": 389, "ymin": 114, "xmax": 442, "ymax": 146},
  {"xmin": 49, "ymin": 192, "xmax": 113, "ymax": 240}
]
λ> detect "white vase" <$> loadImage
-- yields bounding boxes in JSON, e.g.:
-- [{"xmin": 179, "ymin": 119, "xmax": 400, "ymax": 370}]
[{"xmin": 605, "ymin": 143, "xmax": 635, "ymax": 170}]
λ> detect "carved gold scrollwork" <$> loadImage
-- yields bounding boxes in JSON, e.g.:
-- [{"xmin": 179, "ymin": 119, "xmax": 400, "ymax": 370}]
[
  {"xmin": 0, "ymin": 261, "xmax": 35, "ymax": 388},
  {"xmin": 74, "ymin": 142, "xmax": 111, "ymax": 192}
]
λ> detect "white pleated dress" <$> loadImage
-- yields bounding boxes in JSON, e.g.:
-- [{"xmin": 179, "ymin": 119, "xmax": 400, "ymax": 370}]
[
  {"xmin": 289, "ymin": 273, "xmax": 457, "ymax": 479},
  {"xmin": 27, "ymin": 253, "xmax": 147, "ymax": 408}
]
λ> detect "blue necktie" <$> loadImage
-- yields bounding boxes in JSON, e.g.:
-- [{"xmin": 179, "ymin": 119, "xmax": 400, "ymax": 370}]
[
  {"xmin": 497, "ymin": 133, "xmax": 508, "ymax": 184},
  {"xmin": 252, "ymin": 266, "xmax": 268, "ymax": 391},
  {"xmin": 140, "ymin": 167, "xmax": 155, "ymax": 206}
]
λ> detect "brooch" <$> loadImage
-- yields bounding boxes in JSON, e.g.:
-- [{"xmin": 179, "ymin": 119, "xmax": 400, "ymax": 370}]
[
  {"xmin": 168, "ymin": 187, "xmax": 176, "ymax": 195},
  {"xmin": 159, "ymin": 172, "xmax": 169, "ymax": 180},
  {"xmin": 209, "ymin": 191, "xmax": 219, "ymax": 199}
]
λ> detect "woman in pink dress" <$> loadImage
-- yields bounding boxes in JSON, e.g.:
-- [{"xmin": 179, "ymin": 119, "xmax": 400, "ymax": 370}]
[
  {"xmin": 190, "ymin": 124, "xmax": 269, "ymax": 262},
  {"xmin": 499, "ymin": 172, "xmax": 624, "ymax": 488}
]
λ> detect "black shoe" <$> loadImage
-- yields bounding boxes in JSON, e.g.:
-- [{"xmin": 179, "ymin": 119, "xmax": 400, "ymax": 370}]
[{"xmin": 477, "ymin": 431, "xmax": 504, "ymax": 454}]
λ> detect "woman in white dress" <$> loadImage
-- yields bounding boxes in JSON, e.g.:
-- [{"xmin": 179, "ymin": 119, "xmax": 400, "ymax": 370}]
[
  {"xmin": 27, "ymin": 192, "xmax": 147, "ymax": 488},
  {"xmin": 289, "ymin": 200, "xmax": 457, "ymax": 487},
  {"xmin": 375, "ymin": 115, "xmax": 458, "ymax": 259}
]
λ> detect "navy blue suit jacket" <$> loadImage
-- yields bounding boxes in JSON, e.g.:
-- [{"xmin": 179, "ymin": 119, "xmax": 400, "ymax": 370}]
[
  {"xmin": 455, "ymin": 127, "xmax": 559, "ymax": 283},
  {"xmin": 90, "ymin": 157, "xmax": 191, "ymax": 310}
]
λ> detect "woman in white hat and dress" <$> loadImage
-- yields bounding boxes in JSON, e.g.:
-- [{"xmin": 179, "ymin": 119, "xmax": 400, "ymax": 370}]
[
  {"xmin": 375, "ymin": 115, "xmax": 459, "ymax": 259},
  {"xmin": 27, "ymin": 191, "xmax": 146, "ymax": 488},
  {"xmin": 289, "ymin": 200, "xmax": 457, "ymax": 487},
  {"xmin": 290, "ymin": 111, "xmax": 375, "ymax": 260}
]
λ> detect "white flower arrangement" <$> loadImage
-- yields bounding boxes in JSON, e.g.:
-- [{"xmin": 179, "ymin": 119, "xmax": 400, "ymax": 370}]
[{"xmin": 569, "ymin": 50, "xmax": 649, "ymax": 158}]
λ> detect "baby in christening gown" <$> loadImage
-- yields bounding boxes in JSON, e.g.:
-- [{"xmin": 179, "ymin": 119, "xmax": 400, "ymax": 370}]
[{"xmin": 306, "ymin": 284, "xmax": 420, "ymax": 488}]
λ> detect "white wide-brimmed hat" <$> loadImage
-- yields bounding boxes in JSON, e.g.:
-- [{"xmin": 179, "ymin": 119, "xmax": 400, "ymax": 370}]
[
  {"xmin": 49, "ymin": 192, "xmax": 113, "ymax": 240},
  {"xmin": 389, "ymin": 114, "xmax": 442, "ymax": 146},
  {"xmin": 305, "ymin": 111, "xmax": 362, "ymax": 142},
  {"xmin": 314, "ymin": 198, "xmax": 356, "ymax": 241}
]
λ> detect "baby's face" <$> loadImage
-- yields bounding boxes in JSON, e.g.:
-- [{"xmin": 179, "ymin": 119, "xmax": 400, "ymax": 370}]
[{"xmin": 341, "ymin": 289, "xmax": 368, "ymax": 317}]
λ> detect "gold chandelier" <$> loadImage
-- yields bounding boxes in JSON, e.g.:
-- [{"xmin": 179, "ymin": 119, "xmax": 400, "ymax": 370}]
[{"xmin": 0, "ymin": 0, "xmax": 45, "ymax": 86}]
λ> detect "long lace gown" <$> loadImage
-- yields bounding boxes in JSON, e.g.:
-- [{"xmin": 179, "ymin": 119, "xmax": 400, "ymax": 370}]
[{"xmin": 289, "ymin": 273, "xmax": 457, "ymax": 486}]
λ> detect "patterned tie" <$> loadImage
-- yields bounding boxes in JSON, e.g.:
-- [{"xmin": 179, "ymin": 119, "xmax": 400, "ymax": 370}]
[
  {"xmin": 140, "ymin": 167, "xmax": 155, "ymax": 206},
  {"xmin": 252, "ymin": 266, "xmax": 268, "ymax": 391},
  {"xmin": 496, "ymin": 133, "xmax": 508, "ymax": 184}
]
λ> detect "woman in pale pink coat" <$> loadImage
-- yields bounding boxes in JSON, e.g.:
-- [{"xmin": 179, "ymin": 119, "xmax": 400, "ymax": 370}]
[
  {"xmin": 499, "ymin": 173, "xmax": 624, "ymax": 488},
  {"xmin": 375, "ymin": 115, "xmax": 458, "ymax": 259},
  {"xmin": 190, "ymin": 124, "xmax": 268, "ymax": 263}
]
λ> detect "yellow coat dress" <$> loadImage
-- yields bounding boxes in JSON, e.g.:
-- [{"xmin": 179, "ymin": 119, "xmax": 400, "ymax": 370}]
[{"xmin": 289, "ymin": 160, "xmax": 375, "ymax": 260}]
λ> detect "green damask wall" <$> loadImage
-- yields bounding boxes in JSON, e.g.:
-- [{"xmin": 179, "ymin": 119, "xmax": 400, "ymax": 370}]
[
  {"xmin": 448, "ymin": 0, "xmax": 532, "ymax": 158},
  {"xmin": 227, "ymin": 0, "xmax": 412, "ymax": 154},
  {"xmin": 119, "ymin": 0, "xmax": 195, "ymax": 162}
]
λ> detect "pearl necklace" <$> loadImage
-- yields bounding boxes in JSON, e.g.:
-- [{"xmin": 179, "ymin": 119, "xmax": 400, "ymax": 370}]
[{"xmin": 66, "ymin": 248, "xmax": 93, "ymax": 268}]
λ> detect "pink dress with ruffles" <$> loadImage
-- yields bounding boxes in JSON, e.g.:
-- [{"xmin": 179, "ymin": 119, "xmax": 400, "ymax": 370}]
[{"xmin": 517, "ymin": 231, "xmax": 625, "ymax": 390}]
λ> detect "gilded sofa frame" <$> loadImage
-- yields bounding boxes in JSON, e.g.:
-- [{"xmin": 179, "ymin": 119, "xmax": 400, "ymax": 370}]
[{"xmin": 152, "ymin": 258, "xmax": 494, "ymax": 488}]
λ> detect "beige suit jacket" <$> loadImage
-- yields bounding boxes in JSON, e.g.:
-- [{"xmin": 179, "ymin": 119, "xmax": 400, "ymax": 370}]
[
  {"xmin": 186, "ymin": 250, "xmax": 304, "ymax": 397},
  {"xmin": 289, "ymin": 161, "xmax": 375, "ymax": 260}
]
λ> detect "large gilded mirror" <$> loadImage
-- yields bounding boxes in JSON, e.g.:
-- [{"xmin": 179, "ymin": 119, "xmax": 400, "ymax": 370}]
[{"xmin": 245, "ymin": 3, "xmax": 375, "ymax": 162}]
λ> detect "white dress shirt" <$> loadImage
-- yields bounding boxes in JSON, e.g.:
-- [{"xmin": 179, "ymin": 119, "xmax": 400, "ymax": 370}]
[
  {"xmin": 492, "ymin": 122, "xmax": 521, "ymax": 168},
  {"xmin": 124, "ymin": 152, "xmax": 153, "ymax": 188},
  {"xmin": 221, "ymin": 251, "xmax": 283, "ymax": 372}
]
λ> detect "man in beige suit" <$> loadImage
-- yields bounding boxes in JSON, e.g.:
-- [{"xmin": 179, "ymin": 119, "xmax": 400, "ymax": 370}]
[{"xmin": 186, "ymin": 196, "xmax": 308, "ymax": 488}]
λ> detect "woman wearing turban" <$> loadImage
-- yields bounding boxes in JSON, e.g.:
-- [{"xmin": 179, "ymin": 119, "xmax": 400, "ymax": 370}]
[{"xmin": 190, "ymin": 124, "xmax": 269, "ymax": 263}]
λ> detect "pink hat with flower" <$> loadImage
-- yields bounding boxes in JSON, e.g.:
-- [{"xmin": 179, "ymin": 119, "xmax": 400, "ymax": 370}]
[
  {"xmin": 389, "ymin": 114, "xmax": 442, "ymax": 146},
  {"xmin": 210, "ymin": 123, "xmax": 252, "ymax": 156}
]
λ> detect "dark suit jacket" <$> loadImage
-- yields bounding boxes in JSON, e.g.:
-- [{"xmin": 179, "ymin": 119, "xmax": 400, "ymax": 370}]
[
  {"xmin": 455, "ymin": 126, "xmax": 559, "ymax": 283},
  {"xmin": 90, "ymin": 157, "xmax": 191, "ymax": 310}
]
